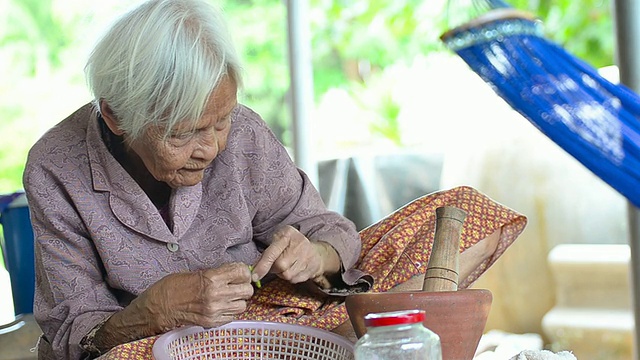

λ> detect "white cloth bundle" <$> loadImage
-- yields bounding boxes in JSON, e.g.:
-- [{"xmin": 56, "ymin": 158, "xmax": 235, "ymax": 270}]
[{"xmin": 509, "ymin": 350, "xmax": 577, "ymax": 360}]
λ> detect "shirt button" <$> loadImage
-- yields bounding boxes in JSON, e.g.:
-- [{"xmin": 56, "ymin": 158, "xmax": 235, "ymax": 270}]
[{"xmin": 167, "ymin": 243, "xmax": 179, "ymax": 252}]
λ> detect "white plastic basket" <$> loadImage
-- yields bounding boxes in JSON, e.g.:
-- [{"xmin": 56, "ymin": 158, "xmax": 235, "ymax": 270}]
[{"xmin": 152, "ymin": 321, "xmax": 355, "ymax": 360}]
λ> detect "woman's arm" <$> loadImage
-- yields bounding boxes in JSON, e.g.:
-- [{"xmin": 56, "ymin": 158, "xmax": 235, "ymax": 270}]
[
  {"xmin": 26, "ymin": 183, "xmax": 125, "ymax": 359},
  {"xmin": 25, "ymin": 147, "xmax": 254, "ymax": 359},
  {"xmin": 251, "ymin": 225, "xmax": 343, "ymax": 288},
  {"xmin": 88, "ymin": 264, "xmax": 253, "ymax": 355},
  {"xmin": 238, "ymin": 107, "xmax": 362, "ymax": 275},
  {"xmin": 29, "ymin": 188, "xmax": 254, "ymax": 359}
]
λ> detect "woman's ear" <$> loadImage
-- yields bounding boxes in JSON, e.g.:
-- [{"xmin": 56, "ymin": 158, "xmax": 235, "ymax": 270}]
[{"xmin": 99, "ymin": 100, "xmax": 125, "ymax": 136}]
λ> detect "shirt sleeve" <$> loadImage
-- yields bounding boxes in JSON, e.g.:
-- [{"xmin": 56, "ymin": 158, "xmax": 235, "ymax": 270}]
[
  {"xmin": 24, "ymin": 153, "xmax": 123, "ymax": 360},
  {"xmin": 273, "ymin": 169, "xmax": 374, "ymax": 293},
  {"xmin": 236, "ymin": 107, "xmax": 367, "ymax": 285}
]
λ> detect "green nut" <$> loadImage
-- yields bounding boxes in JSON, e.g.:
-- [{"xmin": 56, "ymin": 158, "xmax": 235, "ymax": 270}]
[{"xmin": 248, "ymin": 265, "xmax": 261, "ymax": 289}]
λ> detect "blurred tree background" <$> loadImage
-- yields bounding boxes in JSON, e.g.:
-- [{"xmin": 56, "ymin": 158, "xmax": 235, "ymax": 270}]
[{"xmin": 0, "ymin": 0, "xmax": 615, "ymax": 194}]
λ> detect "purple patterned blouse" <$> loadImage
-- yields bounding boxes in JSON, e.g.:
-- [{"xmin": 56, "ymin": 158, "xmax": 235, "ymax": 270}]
[{"xmin": 23, "ymin": 103, "xmax": 362, "ymax": 359}]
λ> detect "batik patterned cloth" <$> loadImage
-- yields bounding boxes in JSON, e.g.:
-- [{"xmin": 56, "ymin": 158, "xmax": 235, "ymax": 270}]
[{"xmin": 99, "ymin": 185, "xmax": 527, "ymax": 359}]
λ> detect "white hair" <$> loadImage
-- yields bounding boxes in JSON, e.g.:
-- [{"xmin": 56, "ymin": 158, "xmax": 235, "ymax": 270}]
[{"xmin": 85, "ymin": 0, "xmax": 242, "ymax": 141}]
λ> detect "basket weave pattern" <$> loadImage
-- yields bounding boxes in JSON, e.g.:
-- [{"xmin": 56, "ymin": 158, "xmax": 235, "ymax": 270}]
[{"xmin": 152, "ymin": 321, "xmax": 354, "ymax": 360}]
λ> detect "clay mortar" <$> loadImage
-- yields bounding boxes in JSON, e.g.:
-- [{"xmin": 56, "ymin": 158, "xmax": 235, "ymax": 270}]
[{"xmin": 345, "ymin": 206, "xmax": 492, "ymax": 360}]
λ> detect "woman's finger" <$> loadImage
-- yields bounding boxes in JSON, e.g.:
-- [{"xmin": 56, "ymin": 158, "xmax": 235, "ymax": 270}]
[
  {"xmin": 284, "ymin": 263, "xmax": 313, "ymax": 284},
  {"xmin": 201, "ymin": 278, "xmax": 254, "ymax": 302},
  {"xmin": 226, "ymin": 283, "xmax": 254, "ymax": 301},
  {"xmin": 226, "ymin": 298, "xmax": 248, "ymax": 314},
  {"xmin": 251, "ymin": 233, "xmax": 290, "ymax": 280},
  {"xmin": 203, "ymin": 262, "xmax": 251, "ymax": 285}
]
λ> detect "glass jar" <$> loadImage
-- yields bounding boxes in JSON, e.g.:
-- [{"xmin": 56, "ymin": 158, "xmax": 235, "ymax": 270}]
[{"xmin": 354, "ymin": 309, "xmax": 442, "ymax": 360}]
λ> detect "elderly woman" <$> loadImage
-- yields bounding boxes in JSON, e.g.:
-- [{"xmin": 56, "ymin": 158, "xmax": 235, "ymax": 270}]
[{"xmin": 23, "ymin": 0, "xmax": 526, "ymax": 359}]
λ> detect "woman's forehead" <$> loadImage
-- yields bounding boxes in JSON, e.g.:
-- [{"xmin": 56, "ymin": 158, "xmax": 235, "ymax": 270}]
[
  {"xmin": 153, "ymin": 77, "xmax": 237, "ymax": 134},
  {"xmin": 205, "ymin": 76, "xmax": 238, "ymax": 113}
]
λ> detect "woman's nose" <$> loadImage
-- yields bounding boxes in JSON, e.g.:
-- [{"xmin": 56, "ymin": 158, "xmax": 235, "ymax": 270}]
[{"xmin": 192, "ymin": 135, "xmax": 218, "ymax": 161}]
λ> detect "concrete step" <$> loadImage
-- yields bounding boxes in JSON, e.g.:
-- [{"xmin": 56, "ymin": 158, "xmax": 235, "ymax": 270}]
[
  {"xmin": 542, "ymin": 307, "xmax": 633, "ymax": 360},
  {"xmin": 548, "ymin": 244, "xmax": 631, "ymax": 309}
]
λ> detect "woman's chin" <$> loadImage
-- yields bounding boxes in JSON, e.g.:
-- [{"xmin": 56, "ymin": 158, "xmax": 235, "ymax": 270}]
[{"xmin": 167, "ymin": 171, "xmax": 204, "ymax": 188}]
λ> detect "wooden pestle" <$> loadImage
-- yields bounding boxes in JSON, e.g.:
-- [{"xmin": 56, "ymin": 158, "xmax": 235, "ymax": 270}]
[{"xmin": 422, "ymin": 206, "xmax": 468, "ymax": 292}]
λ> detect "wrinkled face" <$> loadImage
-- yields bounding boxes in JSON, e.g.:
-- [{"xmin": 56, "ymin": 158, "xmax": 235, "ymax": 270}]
[{"xmin": 127, "ymin": 76, "xmax": 238, "ymax": 188}]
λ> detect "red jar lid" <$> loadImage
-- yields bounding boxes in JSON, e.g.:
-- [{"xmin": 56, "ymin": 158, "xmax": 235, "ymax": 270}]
[{"xmin": 363, "ymin": 310, "xmax": 426, "ymax": 327}]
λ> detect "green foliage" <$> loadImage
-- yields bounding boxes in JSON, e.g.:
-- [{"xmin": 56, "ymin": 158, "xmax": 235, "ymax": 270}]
[
  {"xmin": 221, "ymin": 0, "xmax": 291, "ymax": 141},
  {"xmin": 369, "ymin": 94, "xmax": 403, "ymax": 146},
  {"xmin": 0, "ymin": 0, "xmax": 86, "ymax": 194},
  {"xmin": 0, "ymin": 0, "xmax": 619, "ymax": 194},
  {"xmin": 507, "ymin": 0, "xmax": 614, "ymax": 68},
  {"xmin": 310, "ymin": 0, "xmax": 449, "ymax": 93},
  {"xmin": 2, "ymin": 0, "xmax": 74, "ymax": 75}
]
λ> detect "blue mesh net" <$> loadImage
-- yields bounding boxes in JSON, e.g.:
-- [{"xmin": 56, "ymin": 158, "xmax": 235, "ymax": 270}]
[{"xmin": 442, "ymin": 9, "xmax": 640, "ymax": 207}]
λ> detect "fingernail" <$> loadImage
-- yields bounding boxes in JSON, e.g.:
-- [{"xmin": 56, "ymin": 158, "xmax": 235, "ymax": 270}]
[{"xmin": 251, "ymin": 273, "xmax": 259, "ymax": 282}]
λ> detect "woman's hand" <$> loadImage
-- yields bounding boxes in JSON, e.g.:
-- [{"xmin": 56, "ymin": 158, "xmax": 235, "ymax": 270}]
[
  {"xmin": 133, "ymin": 262, "xmax": 253, "ymax": 332},
  {"xmin": 251, "ymin": 225, "xmax": 341, "ymax": 287},
  {"xmin": 93, "ymin": 262, "xmax": 253, "ymax": 353}
]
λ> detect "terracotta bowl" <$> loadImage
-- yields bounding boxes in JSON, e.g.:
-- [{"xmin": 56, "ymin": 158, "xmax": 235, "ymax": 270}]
[{"xmin": 345, "ymin": 289, "xmax": 492, "ymax": 360}]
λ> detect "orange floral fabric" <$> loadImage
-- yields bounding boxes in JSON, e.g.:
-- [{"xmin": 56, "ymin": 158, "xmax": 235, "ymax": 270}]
[{"xmin": 98, "ymin": 186, "xmax": 527, "ymax": 359}]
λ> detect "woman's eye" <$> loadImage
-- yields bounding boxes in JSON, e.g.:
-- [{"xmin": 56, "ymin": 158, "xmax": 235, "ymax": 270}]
[
  {"xmin": 167, "ymin": 132, "xmax": 194, "ymax": 146},
  {"xmin": 171, "ymin": 132, "xmax": 192, "ymax": 140}
]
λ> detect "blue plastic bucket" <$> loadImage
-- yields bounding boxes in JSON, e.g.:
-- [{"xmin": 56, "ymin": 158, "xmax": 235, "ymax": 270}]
[{"xmin": 0, "ymin": 192, "xmax": 35, "ymax": 316}]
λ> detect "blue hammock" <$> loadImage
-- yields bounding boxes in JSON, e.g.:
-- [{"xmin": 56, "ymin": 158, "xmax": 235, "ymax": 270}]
[{"xmin": 440, "ymin": 8, "xmax": 640, "ymax": 207}]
